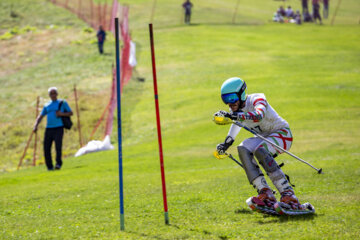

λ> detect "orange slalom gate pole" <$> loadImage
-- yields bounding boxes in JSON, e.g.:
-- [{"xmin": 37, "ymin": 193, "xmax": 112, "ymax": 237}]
[
  {"xmin": 232, "ymin": 0, "xmax": 240, "ymax": 24},
  {"xmin": 331, "ymin": 0, "xmax": 342, "ymax": 25},
  {"xmin": 150, "ymin": 0, "xmax": 157, "ymax": 23},
  {"xmin": 32, "ymin": 96, "xmax": 40, "ymax": 166},
  {"xmin": 18, "ymin": 131, "xmax": 34, "ymax": 170},
  {"xmin": 90, "ymin": 0, "xmax": 94, "ymax": 28},
  {"xmin": 102, "ymin": 3, "xmax": 107, "ymax": 29},
  {"xmin": 74, "ymin": 85, "xmax": 83, "ymax": 147}
]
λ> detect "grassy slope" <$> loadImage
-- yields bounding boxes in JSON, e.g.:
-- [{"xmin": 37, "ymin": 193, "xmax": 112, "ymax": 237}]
[
  {"xmin": 0, "ymin": 0, "xmax": 359, "ymax": 169},
  {"xmin": 0, "ymin": 0, "xmax": 118, "ymax": 169},
  {"xmin": 1, "ymin": 0, "xmax": 360, "ymax": 239}
]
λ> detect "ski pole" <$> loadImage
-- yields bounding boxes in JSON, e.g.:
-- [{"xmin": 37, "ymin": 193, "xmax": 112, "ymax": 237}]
[
  {"xmin": 227, "ymin": 153, "xmax": 244, "ymax": 168},
  {"xmin": 232, "ymin": 121, "xmax": 323, "ymax": 174},
  {"xmin": 213, "ymin": 150, "xmax": 243, "ymax": 168}
]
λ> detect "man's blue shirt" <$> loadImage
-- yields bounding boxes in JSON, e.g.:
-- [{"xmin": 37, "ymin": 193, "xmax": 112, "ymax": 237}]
[{"xmin": 41, "ymin": 99, "xmax": 72, "ymax": 128}]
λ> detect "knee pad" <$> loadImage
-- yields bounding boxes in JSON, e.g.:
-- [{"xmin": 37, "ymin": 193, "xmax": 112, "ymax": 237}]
[
  {"xmin": 237, "ymin": 146, "xmax": 263, "ymax": 184},
  {"xmin": 254, "ymin": 147, "xmax": 280, "ymax": 174},
  {"xmin": 255, "ymin": 147, "xmax": 292, "ymax": 192}
]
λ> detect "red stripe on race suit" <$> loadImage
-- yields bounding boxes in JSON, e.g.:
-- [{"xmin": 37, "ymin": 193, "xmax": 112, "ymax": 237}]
[
  {"xmin": 281, "ymin": 128, "xmax": 288, "ymax": 134},
  {"xmin": 255, "ymin": 110, "xmax": 264, "ymax": 119},
  {"xmin": 272, "ymin": 134, "xmax": 293, "ymax": 150},
  {"xmin": 247, "ymin": 111, "xmax": 259, "ymax": 122},
  {"xmin": 257, "ymin": 108, "xmax": 265, "ymax": 114},
  {"xmin": 272, "ymin": 134, "xmax": 293, "ymax": 142},
  {"xmin": 253, "ymin": 98, "xmax": 266, "ymax": 106}
]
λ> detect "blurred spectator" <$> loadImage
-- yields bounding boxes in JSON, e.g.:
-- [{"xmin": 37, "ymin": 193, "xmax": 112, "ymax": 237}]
[
  {"xmin": 273, "ymin": 12, "xmax": 284, "ymax": 23},
  {"xmin": 294, "ymin": 10, "xmax": 302, "ymax": 24},
  {"xmin": 96, "ymin": 26, "xmax": 106, "ymax": 54},
  {"xmin": 301, "ymin": 0, "xmax": 309, "ymax": 14},
  {"xmin": 286, "ymin": 6, "xmax": 294, "ymax": 18},
  {"xmin": 323, "ymin": 0, "xmax": 329, "ymax": 19},
  {"xmin": 303, "ymin": 9, "xmax": 313, "ymax": 22},
  {"xmin": 312, "ymin": 0, "xmax": 322, "ymax": 24},
  {"xmin": 182, "ymin": 0, "xmax": 193, "ymax": 24},
  {"xmin": 277, "ymin": 6, "xmax": 286, "ymax": 17},
  {"xmin": 33, "ymin": 87, "xmax": 73, "ymax": 171}
]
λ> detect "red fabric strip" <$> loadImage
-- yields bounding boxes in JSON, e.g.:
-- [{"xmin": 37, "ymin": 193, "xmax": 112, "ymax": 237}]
[{"xmin": 253, "ymin": 98, "xmax": 266, "ymax": 106}]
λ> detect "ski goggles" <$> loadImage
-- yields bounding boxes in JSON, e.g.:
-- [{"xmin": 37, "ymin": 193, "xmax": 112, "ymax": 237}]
[{"xmin": 221, "ymin": 93, "xmax": 239, "ymax": 104}]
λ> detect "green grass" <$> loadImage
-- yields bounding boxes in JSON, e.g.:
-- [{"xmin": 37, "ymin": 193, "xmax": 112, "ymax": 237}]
[
  {"xmin": 0, "ymin": 0, "xmax": 359, "ymax": 170},
  {"xmin": 1, "ymin": 0, "xmax": 360, "ymax": 239}
]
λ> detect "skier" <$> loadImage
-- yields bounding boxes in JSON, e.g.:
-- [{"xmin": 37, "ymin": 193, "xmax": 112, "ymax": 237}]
[{"xmin": 214, "ymin": 77, "xmax": 306, "ymax": 213}]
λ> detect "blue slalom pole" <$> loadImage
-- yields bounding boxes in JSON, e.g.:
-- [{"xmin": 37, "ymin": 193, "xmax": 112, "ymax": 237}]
[{"xmin": 114, "ymin": 18, "xmax": 125, "ymax": 231}]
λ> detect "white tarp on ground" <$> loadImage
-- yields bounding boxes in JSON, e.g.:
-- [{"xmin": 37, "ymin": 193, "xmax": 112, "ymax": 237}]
[{"xmin": 75, "ymin": 135, "xmax": 114, "ymax": 157}]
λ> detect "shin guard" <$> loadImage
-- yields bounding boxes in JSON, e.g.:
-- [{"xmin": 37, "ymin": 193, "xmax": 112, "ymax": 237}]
[
  {"xmin": 254, "ymin": 147, "xmax": 293, "ymax": 193},
  {"xmin": 237, "ymin": 146, "xmax": 266, "ymax": 188}
]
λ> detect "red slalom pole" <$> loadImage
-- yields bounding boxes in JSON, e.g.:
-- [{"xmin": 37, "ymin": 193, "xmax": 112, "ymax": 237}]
[{"xmin": 149, "ymin": 23, "xmax": 169, "ymax": 225}]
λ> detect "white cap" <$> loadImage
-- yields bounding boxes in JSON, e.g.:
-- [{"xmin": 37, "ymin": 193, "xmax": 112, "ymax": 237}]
[{"xmin": 48, "ymin": 87, "xmax": 58, "ymax": 94}]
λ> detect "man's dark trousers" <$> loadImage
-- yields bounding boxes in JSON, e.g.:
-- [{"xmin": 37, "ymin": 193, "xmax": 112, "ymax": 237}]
[
  {"xmin": 44, "ymin": 127, "xmax": 64, "ymax": 170},
  {"xmin": 98, "ymin": 42, "xmax": 104, "ymax": 54},
  {"xmin": 185, "ymin": 13, "xmax": 191, "ymax": 24}
]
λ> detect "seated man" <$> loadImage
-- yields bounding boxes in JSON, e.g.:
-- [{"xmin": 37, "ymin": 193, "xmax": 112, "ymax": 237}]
[
  {"xmin": 285, "ymin": 6, "xmax": 294, "ymax": 18},
  {"xmin": 277, "ymin": 6, "xmax": 286, "ymax": 17},
  {"xmin": 294, "ymin": 10, "xmax": 302, "ymax": 24}
]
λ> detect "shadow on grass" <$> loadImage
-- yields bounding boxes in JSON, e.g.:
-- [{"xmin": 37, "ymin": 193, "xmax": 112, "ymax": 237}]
[
  {"xmin": 257, "ymin": 212, "xmax": 318, "ymax": 224},
  {"xmin": 234, "ymin": 207, "xmax": 318, "ymax": 223},
  {"xmin": 102, "ymin": 52, "xmax": 113, "ymax": 56},
  {"xmin": 127, "ymin": 231, "xmax": 167, "ymax": 240},
  {"xmin": 234, "ymin": 207, "xmax": 253, "ymax": 214},
  {"xmin": 163, "ymin": 223, "xmax": 217, "ymax": 239},
  {"xmin": 127, "ymin": 224, "xmax": 213, "ymax": 240}
]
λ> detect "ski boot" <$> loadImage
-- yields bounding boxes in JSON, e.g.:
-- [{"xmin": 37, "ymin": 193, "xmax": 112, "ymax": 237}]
[
  {"xmin": 274, "ymin": 190, "xmax": 315, "ymax": 215},
  {"xmin": 246, "ymin": 188, "xmax": 279, "ymax": 215}
]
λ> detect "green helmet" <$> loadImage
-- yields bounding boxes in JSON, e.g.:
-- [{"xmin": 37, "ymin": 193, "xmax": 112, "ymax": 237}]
[{"xmin": 220, "ymin": 77, "xmax": 247, "ymax": 104}]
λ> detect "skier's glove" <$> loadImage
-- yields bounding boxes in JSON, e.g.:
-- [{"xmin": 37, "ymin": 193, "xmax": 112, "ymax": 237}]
[{"xmin": 216, "ymin": 136, "xmax": 234, "ymax": 155}]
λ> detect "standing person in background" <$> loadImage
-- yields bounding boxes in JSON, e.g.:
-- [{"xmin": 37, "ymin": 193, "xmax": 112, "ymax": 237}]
[
  {"xmin": 96, "ymin": 26, "xmax": 106, "ymax": 54},
  {"xmin": 301, "ymin": 0, "xmax": 309, "ymax": 15},
  {"xmin": 303, "ymin": 9, "xmax": 313, "ymax": 22},
  {"xmin": 322, "ymin": 0, "xmax": 329, "ymax": 19},
  {"xmin": 182, "ymin": 0, "xmax": 193, "ymax": 24},
  {"xmin": 33, "ymin": 87, "xmax": 73, "ymax": 171},
  {"xmin": 312, "ymin": 0, "xmax": 322, "ymax": 24}
]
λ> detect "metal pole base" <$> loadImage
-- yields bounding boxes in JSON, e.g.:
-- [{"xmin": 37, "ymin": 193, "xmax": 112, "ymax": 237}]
[
  {"xmin": 120, "ymin": 213, "xmax": 125, "ymax": 231},
  {"xmin": 164, "ymin": 211, "xmax": 169, "ymax": 225}
]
